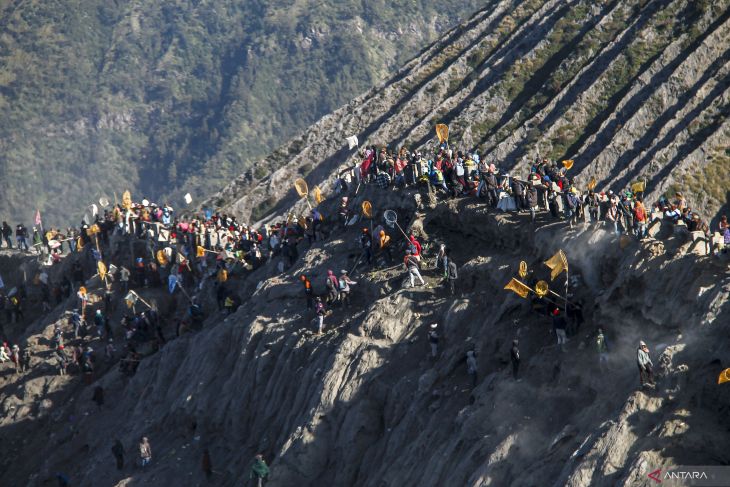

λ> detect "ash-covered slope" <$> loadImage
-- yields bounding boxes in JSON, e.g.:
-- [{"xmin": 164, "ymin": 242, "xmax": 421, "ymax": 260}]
[
  {"xmin": 1, "ymin": 188, "xmax": 729, "ymax": 487},
  {"xmin": 207, "ymin": 0, "xmax": 729, "ymax": 224}
]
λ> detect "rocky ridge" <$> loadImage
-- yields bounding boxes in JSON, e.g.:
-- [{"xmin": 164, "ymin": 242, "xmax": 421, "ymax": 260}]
[{"xmin": 206, "ymin": 0, "xmax": 729, "ymax": 225}]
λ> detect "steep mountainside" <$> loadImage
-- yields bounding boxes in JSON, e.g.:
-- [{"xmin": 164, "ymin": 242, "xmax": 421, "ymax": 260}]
[
  {"xmin": 0, "ymin": 0, "xmax": 480, "ymax": 223},
  {"xmin": 1, "ymin": 1, "xmax": 729, "ymax": 486},
  {"xmin": 209, "ymin": 0, "xmax": 729, "ymax": 226}
]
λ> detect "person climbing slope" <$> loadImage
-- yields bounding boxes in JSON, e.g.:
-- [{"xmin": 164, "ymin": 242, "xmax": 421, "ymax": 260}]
[
  {"xmin": 404, "ymin": 249, "xmax": 425, "ymax": 288},
  {"xmin": 325, "ymin": 270, "xmax": 339, "ymax": 306},
  {"xmin": 315, "ymin": 297, "xmax": 326, "ymax": 335},
  {"xmin": 250, "ymin": 453, "xmax": 270, "ymax": 487},
  {"xmin": 428, "ymin": 323, "xmax": 439, "ymax": 358},
  {"xmin": 139, "ymin": 436, "xmax": 152, "ymax": 467},
  {"xmin": 300, "ymin": 274, "xmax": 313, "ymax": 310},
  {"xmin": 338, "ymin": 270, "xmax": 357, "ymax": 308}
]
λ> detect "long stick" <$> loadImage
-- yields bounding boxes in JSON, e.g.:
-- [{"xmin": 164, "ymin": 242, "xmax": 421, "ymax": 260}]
[
  {"xmin": 129, "ymin": 290, "xmax": 153, "ymax": 310},
  {"xmin": 176, "ymin": 283, "xmax": 194, "ymax": 304},
  {"xmin": 393, "ymin": 220, "xmax": 410, "ymax": 242}
]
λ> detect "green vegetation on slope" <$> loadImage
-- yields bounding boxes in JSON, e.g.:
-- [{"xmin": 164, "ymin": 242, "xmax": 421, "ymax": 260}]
[{"xmin": 0, "ymin": 0, "xmax": 481, "ymax": 224}]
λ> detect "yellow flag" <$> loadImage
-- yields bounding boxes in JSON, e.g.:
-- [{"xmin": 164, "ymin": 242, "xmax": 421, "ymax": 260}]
[
  {"xmin": 718, "ymin": 368, "xmax": 730, "ymax": 384},
  {"xmin": 587, "ymin": 177, "xmax": 597, "ymax": 191},
  {"xmin": 313, "ymin": 185, "xmax": 324, "ymax": 204},
  {"xmin": 504, "ymin": 278, "xmax": 531, "ymax": 299},
  {"xmin": 631, "ymin": 180, "xmax": 646, "ymax": 193},
  {"xmin": 562, "ymin": 160, "xmax": 574, "ymax": 170},
  {"xmin": 362, "ymin": 201, "xmax": 372, "ymax": 219},
  {"xmin": 97, "ymin": 261, "xmax": 107, "ymax": 280},
  {"xmin": 294, "ymin": 178, "xmax": 308, "ymax": 197},
  {"xmin": 435, "ymin": 124, "xmax": 449, "ymax": 143},
  {"xmin": 544, "ymin": 249, "xmax": 568, "ymax": 281},
  {"xmin": 122, "ymin": 190, "xmax": 132, "ymax": 210},
  {"xmin": 196, "ymin": 245, "xmax": 205, "ymax": 257},
  {"xmin": 518, "ymin": 261, "xmax": 527, "ymax": 279}
]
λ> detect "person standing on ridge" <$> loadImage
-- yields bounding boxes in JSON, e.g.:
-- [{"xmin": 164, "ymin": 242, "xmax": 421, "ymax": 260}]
[
  {"xmin": 1, "ymin": 221, "xmax": 12, "ymax": 248},
  {"xmin": 637, "ymin": 340, "xmax": 655, "ymax": 387},
  {"xmin": 16, "ymin": 223, "xmax": 29, "ymax": 251},
  {"xmin": 250, "ymin": 453, "xmax": 270, "ymax": 487}
]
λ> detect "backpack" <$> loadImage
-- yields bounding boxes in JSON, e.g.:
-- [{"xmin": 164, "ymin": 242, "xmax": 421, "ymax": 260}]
[
  {"xmin": 566, "ymin": 193, "xmax": 577, "ymax": 209},
  {"xmin": 338, "ymin": 278, "xmax": 347, "ymax": 291}
]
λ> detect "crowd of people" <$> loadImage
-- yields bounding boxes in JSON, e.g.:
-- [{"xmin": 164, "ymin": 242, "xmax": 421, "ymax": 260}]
[{"xmin": 0, "ymin": 138, "xmax": 727, "ymax": 483}]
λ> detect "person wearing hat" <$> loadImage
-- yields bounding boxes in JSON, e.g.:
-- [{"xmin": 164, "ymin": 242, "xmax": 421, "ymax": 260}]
[
  {"xmin": 338, "ymin": 270, "xmax": 357, "ymax": 308},
  {"xmin": 325, "ymin": 270, "xmax": 339, "ymax": 305},
  {"xmin": 300, "ymin": 275, "xmax": 314, "ymax": 310},
  {"xmin": 637, "ymin": 341, "xmax": 654, "ymax": 386},
  {"xmin": 552, "ymin": 308, "xmax": 568, "ymax": 351},
  {"xmin": 428, "ymin": 324, "xmax": 439, "ymax": 358},
  {"xmin": 404, "ymin": 249, "xmax": 425, "ymax": 288}
]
